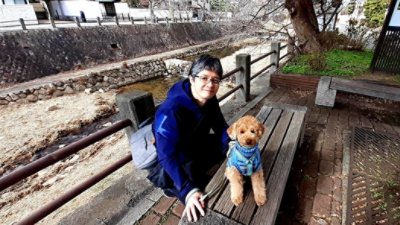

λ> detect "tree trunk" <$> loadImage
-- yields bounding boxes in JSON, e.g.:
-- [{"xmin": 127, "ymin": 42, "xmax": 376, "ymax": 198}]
[{"xmin": 285, "ymin": 0, "xmax": 323, "ymax": 53}]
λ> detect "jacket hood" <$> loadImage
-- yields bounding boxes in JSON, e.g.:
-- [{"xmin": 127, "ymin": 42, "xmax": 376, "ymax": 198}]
[{"xmin": 165, "ymin": 79, "xmax": 200, "ymax": 112}]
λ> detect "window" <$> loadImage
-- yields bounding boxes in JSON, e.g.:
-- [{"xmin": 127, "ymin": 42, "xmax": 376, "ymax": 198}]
[{"xmin": 3, "ymin": 0, "xmax": 26, "ymax": 4}]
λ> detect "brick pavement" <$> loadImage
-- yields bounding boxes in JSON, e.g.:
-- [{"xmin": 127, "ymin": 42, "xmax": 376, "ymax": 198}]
[{"xmin": 134, "ymin": 88, "xmax": 400, "ymax": 225}]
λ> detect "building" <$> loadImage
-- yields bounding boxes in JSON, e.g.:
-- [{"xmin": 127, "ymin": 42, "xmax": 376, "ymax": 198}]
[{"xmin": 0, "ymin": 0, "xmax": 38, "ymax": 26}]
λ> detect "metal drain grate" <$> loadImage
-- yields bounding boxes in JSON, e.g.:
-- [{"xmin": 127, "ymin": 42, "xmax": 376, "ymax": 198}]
[{"xmin": 346, "ymin": 127, "xmax": 400, "ymax": 225}]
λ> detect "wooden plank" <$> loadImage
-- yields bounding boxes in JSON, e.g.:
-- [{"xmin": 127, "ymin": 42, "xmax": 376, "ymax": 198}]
[
  {"xmin": 211, "ymin": 106, "xmax": 276, "ymax": 216},
  {"xmin": 265, "ymin": 102, "xmax": 307, "ymax": 113},
  {"xmin": 179, "ymin": 209, "xmax": 242, "ymax": 225},
  {"xmin": 251, "ymin": 110, "xmax": 307, "ymax": 225},
  {"xmin": 226, "ymin": 88, "xmax": 273, "ymax": 125},
  {"xmin": 331, "ymin": 78, "xmax": 400, "ymax": 101},
  {"xmin": 229, "ymin": 109, "xmax": 289, "ymax": 224}
]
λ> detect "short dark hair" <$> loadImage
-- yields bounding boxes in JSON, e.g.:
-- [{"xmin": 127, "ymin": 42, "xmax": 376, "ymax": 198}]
[{"xmin": 188, "ymin": 54, "xmax": 223, "ymax": 79}]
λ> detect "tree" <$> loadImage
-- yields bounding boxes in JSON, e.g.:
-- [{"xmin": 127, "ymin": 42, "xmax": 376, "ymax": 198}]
[
  {"xmin": 364, "ymin": 0, "xmax": 390, "ymax": 28},
  {"xmin": 232, "ymin": 0, "xmax": 344, "ymax": 53},
  {"xmin": 284, "ymin": 0, "xmax": 323, "ymax": 53}
]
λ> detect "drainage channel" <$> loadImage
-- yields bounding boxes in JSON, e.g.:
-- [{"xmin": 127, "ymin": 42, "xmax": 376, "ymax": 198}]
[{"xmin": 346, "ymin": 127, "xmax": 400, "ymax": 225}]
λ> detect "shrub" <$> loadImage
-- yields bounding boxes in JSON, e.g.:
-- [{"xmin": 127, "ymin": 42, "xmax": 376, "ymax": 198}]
[
  {"xmin": 319, "ymin": 31, "xmax": 347, "ymax": 50},
  {"xmin": 345, "ymin": 18, "xmax": 380, "ymax": 50},
  {"xmin": 308, "ymin": 52, "xmax": 327, "ymax": 71},
  {"xmin": 364, "ymin": 0, "xmax": 390, "ymax": 28}
]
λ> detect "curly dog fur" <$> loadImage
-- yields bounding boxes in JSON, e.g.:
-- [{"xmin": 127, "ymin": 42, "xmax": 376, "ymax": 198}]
[{"xmin": 225, "ymin": 115, "xmax": 267, "ymax": 206}]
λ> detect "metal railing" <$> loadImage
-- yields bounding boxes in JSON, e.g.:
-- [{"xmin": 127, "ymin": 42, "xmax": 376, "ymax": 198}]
[
  {"xmin": 0, "ymin": 14, "xmax": 230, "ymax": 31},
  {"xmin": 0, "ymin": 42, "xmax": 289, "ymax": 225}
]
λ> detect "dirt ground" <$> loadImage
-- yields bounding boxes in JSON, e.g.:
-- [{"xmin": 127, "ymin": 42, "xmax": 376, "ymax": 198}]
[{"xmin": 0, "ymin": 91, "xmax": 138, "ymax": 225}]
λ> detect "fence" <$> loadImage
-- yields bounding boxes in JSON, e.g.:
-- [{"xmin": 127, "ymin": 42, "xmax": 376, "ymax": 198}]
[
  {"xmin": 0, "ymin": 42, "xmax": 288, "ymax": 225},
  {"xmin": 0, "ymin": 14, "xmax": 230, "ymax": 31}
]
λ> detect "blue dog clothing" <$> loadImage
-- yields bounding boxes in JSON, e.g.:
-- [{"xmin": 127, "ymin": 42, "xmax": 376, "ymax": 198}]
[{"xmin": 227, "ymin": 141, "xmax": 262, "ymax": 176}]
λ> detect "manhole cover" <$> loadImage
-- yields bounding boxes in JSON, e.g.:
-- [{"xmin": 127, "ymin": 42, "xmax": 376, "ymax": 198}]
[{"xmin": 346, "ymin": 127, "xmax": 400, "ymax": 225}]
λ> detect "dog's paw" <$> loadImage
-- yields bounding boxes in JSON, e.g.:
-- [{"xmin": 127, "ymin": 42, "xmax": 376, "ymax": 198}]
[
  {"xmin": 255, "ymin": 193, "xmax": 267, "ymax": 206},
  {"xmin": 231, "ymin": 194, "xmax": 243, "ymax": 206}
]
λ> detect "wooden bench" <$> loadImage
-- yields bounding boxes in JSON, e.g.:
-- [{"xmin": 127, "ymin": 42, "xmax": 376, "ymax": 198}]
[
  {"xmin": 179, "ymin": 103, "xmax": 308, "ymax": 225},
  {"xmin": 315, "ymin": 76, "xmax": 400, "ymax": 107}
]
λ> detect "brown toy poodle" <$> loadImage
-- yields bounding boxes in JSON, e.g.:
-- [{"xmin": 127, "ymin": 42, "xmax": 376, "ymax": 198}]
[{"xmin": 225, "ymin": 115, "xmax": 267, "ymax": 206}]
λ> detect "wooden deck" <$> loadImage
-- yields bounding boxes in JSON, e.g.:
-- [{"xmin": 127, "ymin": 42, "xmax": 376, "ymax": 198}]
[
  {"xmin": 137, "ymin": 87, "xmax": 400, "ymax": 225},
  {"xmin": 179, "ymin": 103, "xmax": 307, "ymax": 225}
]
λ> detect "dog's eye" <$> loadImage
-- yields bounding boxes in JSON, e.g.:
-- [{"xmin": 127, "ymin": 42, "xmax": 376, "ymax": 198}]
[
  {"xmin": 251, "ymin": 129, "xmax": 255, "ymax": 133},
  {"xmin": 240, "ymin": 130, "xmax": 245, "ymax": 134}
]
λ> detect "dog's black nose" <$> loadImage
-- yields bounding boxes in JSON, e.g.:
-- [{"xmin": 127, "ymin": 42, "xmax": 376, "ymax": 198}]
[{"xmin": 246, "ymin": 139, "xmax": 252, "ymax": 145}]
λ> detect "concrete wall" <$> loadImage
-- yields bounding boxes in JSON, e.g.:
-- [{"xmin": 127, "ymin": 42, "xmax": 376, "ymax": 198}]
[
  {"xmin": 0, "ymin": 22, "xmax": 225, "ymax": 84},
  {"xmin": 0, "ymin": 5, "xmax": 38, "ymax": 26},
  {"xmin": 0, "ymin": 39, "xmax": 228, "ymax": 105}
]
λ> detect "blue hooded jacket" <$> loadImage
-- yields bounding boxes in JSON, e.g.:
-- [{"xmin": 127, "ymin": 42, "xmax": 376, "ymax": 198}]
[{"xmin": 153, "ymin": 79, "xmax": 230, "ymax": 202}]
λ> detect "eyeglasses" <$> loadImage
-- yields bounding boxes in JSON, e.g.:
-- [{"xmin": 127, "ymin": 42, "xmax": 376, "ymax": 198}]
[{"xmin": 194, "ymin": 75, "xmax": 221, "ymax": 85}]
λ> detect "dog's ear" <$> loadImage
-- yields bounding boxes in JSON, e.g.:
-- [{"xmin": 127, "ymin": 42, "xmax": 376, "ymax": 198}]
[
  {"xmin": 227, "ymin": 122, "xmax": 237, "ymax": 139},
  {"xmin": 258, "ymin": 122, "xmax": 265, "ymax": 137}
]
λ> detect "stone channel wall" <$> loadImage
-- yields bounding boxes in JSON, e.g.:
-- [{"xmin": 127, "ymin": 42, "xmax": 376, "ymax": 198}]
[
  {"xmin": 0, "ymin": 38, "xmax": 230, "ymax": 105},
  {"xmin": 0, "ymin": 22, "xmax": 226, "ymax": 84}
]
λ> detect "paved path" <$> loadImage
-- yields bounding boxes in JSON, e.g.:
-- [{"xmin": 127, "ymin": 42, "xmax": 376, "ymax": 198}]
[{"xmin": 131, "ymin": 88, "xmax": 400, "ymax": 225}]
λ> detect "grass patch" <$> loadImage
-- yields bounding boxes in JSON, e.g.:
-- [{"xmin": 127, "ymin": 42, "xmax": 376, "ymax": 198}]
[
  {"xmin": 395, "ymin": 75, "xmax": 400, "ymax": 84},
  {"xmin": 282, "ymin": 49, "xmax": 373, "ymax": 77}
]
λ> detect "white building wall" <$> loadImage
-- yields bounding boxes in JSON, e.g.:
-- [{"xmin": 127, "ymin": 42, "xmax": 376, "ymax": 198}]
[
  {"xmin": 48, "ymin": 1, "xmax": 102, "ymax": 19},
  {"xmin": 0, "ymin": 5, "xmax": 38, "ymax": 26},
  {"xmin": 129, "ymin": 8, "xmax": 192, "ymax": 19},
  {"xmin": 114, "ymin": 2, "xmax": 129, "ymax": 15}
]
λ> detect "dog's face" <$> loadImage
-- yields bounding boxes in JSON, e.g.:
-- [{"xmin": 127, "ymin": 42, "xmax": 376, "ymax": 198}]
[{"xmin": 227, "ymin": 116, "xmax": 265, "ymax": 148}]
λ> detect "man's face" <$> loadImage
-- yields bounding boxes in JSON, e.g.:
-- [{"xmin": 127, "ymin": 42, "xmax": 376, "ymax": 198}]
[{"xmin": 190, "ymin": 70, "xmax": 220, "ymax": 105}]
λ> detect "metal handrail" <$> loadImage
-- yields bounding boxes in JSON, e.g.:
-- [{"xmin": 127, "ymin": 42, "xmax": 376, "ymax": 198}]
[
  {"xmin": 221, "ymin": 66, "xmax": 242, "ymax": 79},
  {"xmin": 279, "ymin": 52, "xmax": 290, "ymax": 61},
  {"xmin": 217, "ymin": 84, "xmax": 243, "ymax": 102},
  {"xmin": 250, "ymin": 51, "xmax": 276, "ymax": 64},
  {"xmin": 0, "ymin": 119, "xmax": 132, "ymax": 192},
  {"xmin": 17, "ymin": 154, "xmax": 133, "ymax": 225},
  {"xmin": 250, "ymin": 63, "xmax": 275, "ymax": 81},
  {"xmin": 280, "ymin": 44, "xmax": 287, "ymax": 50}
]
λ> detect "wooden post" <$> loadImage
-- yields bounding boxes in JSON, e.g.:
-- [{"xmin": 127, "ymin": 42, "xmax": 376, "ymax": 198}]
[
  {"xmin": 115, "ymin": 91, "xmax": 155, "ymax": 137},
  {"xmin": 271, "ymin": 42, "xmax": 281, "ymax": 69},
  {"xmin": 74, "ymin": 17, "xmax": 81, "ymax": 28},
  {"xmin": 115, "ymin": 16, "xmax": 119, "ymax": 26},
  {"xmin": 97, "ymin": 17, "xmax": 102, "ymax": 26},
  {"xmin": 144, "ymin": 17, "xmax": 147, "ymax": 24},
  {"xmin": 236, "ymin": 54, "xmax": 251, "ymax": 102},
  {"xmin": 19, "ymin": 18, "xmax": 27, "ymax": 30},
  {"xmin": 166, "ymin": 16, "xmax": 169, "ymax": 25},
  {"xmin": 131, "ymin": 17, "xmax": 134, "ymax": 24}
]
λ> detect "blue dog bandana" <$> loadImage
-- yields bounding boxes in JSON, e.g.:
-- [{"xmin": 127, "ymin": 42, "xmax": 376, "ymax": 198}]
[{"xmin": 227, "ymin": 141, "xmax": 262, "ymax": 176}]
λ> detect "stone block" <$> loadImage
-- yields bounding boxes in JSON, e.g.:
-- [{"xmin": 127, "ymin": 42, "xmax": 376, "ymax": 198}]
[
  {"xmin": 315, "ymin": 77, "xmax": 336, "ymax": 107},
  {"xmin": 319, "ymin": 160, "xmax": 334, "ymax": 175},
  {"xmin": 165, "ymin": 214, "xmax": 180, "ymax": 225},
  {"xmin": 173, "ymin": 202, "xmax": 185, "ymax": 217},
  {"xmin": 141, "ymin": 212, "xmax": 161, "ymax": 225},
  {"xmin": 312, "ymin": 193, "xmax": 332, "ymax": 218},
  {"xmin": 153, "ymin": 197, "xmax": 176, "ymax": 215},
  {"xmin": 316, "ymin": 175, "xmax": 333, "ymax": 195}
]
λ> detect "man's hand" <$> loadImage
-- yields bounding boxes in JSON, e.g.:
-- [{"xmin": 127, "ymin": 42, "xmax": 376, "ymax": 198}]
[{"xmin": 183, "ymin": 191, "xmax": 205, "ymax": 222}]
